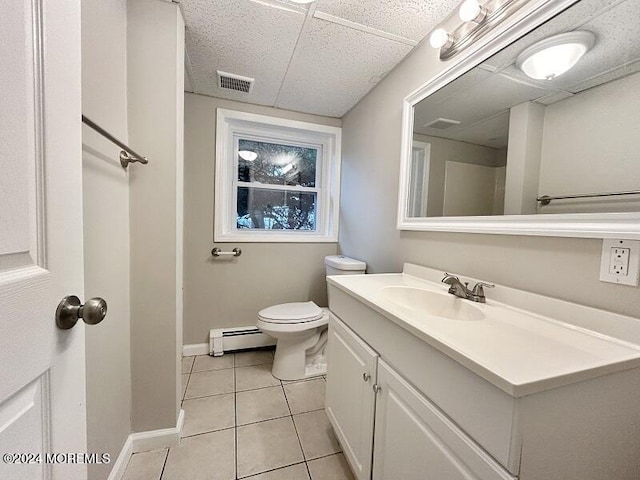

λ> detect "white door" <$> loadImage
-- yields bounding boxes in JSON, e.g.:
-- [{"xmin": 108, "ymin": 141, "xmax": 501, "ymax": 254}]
[
  {"xmin": 325, "ymin": 315, "xmax": 378, "ymax": 480},
  {"xmin": 0, "ymin": 1, "xmax": 88, "ymax": 480}
]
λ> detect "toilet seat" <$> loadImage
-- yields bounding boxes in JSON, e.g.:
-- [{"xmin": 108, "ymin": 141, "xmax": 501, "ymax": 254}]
[
  {"xmin": 258, "ymin": 301, "xmax": 324, "ymax": 324},
  {"xmin": 257, "ymin": 303, "xmax": 329, "ymax": 335}
]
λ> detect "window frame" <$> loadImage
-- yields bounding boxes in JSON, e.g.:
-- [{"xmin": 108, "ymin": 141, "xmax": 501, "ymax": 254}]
[{"xmin": 215, "ymin": 109, "xmax": 341, "ymax": 242}]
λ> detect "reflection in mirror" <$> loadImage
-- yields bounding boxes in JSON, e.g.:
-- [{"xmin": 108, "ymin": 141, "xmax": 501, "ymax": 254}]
[
  {"xmin": 407, "ymin": 142, "xmax": 430, "ymax": 217},
  {"xmin": 407, "ymin": 0, "xmax": 640, "ymax": 219}
]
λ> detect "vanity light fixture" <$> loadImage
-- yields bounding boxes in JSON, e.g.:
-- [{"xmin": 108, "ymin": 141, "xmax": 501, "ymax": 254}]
[
  {"xmin": 238, "ymin": 150, "xmax": 258, "ymax": 161},
  {"xmin": 459, "ymin": 0, "xmax": 487, "ymax": 23},
  {"xmin": 516, "ymin": 31, "xmax": 596, "ymax": 80},
  {"xmin": 428, "ymin": 0, "xmax": 528, "ymax": 60},
  {"xmin": 429, "ymin": 28, "xmax": 454, "ymax": 49}
]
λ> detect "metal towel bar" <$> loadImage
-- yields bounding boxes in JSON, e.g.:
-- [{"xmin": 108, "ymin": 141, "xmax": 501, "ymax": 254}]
[
  {"xmin": 537, "ymin": 190, "xmax": 640, "ymax": 205},
  {"xmin": 82, "ymin": 115, "xmax": 149, "ymax": 169},
  {"xmin": 211, "ymin": 248, "xmax": 242, "ymax": 257}
]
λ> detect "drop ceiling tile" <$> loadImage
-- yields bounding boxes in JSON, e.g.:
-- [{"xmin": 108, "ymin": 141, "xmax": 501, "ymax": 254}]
[
  {"xmin": 485, "ymin": 0, "xmax": 640, "ymax": 93},
  {"xmin": 568, "ymin": 60, "xmax": 640, "ymax": 94},
  {"xmin": 560, "ymin": 0, "xmax": 640, "ymax": 90},
  {"xmin": 315, "ymin": 0, "xmax": 460, "ymax": 42},
  {"xmin": 181, "ymin": 0, "xmax": 305, "ymax": 105},
  {"xmin": 483, "ymin": 0, "xmax": 623, "ymax": 70},
  {"xmin": 419, "ymin": 67, "xmax": 493, "ymax": 110},
  {"xmin": 275, "ymin": 17, "xmax": 412, "ymax": 117},
  {"xmin": 441, "ymin": 112, "xmax": 511, "ymax": 149},
  {"xmin": 415, "ymin": 73, "xmax": 548, "ymax": 129},
  {"xmin": 268, "ymin": 0, "xmax": 312, "ymax": 13},
  {"xmin": 535, "ymin": 91, "xmax": 574, "ymax": 106}
]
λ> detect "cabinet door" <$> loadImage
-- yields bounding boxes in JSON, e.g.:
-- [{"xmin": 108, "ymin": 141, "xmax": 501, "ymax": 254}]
[
  {"xmin": 373, "ymin": 360, "xmax": 515, "ymax": 480},
  {"xmin": 326, "ymin": 314, "xmax": 378, "ymax": 480}
]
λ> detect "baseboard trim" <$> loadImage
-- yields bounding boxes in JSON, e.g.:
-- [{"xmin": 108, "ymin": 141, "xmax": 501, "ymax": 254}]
[
  {"xmin": 107, "ymin": 409, "xmax": 184, "ymax": 480},
  {"xmin": 182, "ymin": 343, "xmax": 208, "ymax": 356},
  {"xmin": 106, "ymin": 435, "xmax": 133, "ymax": 480},
  {"xmin": 131, "ymin": 408, "xmax": 185, "ymax": 453}
]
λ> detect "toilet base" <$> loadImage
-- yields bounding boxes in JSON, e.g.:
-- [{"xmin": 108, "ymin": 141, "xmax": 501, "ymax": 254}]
[
  {"xmin": 303, "ymin": 361, "xmax": 327, "ymax": 379},
  {"xmin": 271, "ymin": 326, "xmax": 328, "ymax": 381}
]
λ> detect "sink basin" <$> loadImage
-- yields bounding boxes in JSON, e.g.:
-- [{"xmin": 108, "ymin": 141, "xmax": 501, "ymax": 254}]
[{"xmin": 381, "ymin": 286, "xmax": 484, "ymax": 321}]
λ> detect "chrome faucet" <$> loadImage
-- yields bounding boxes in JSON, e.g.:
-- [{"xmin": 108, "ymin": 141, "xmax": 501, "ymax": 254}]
[
  {"xmin": 441, "ymin": 273, "xmax": 494, "ymax": 303},
  {"xmin": 442, "ymin": 273, "xmax": 469, "ymax": 299}
]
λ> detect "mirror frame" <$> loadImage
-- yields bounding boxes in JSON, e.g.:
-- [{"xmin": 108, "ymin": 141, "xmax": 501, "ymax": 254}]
[{"xmin": 397, "ymin": 0, "xmax": 640, "ymax": 239}]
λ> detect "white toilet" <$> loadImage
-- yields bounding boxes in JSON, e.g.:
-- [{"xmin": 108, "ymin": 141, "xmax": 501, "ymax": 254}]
[{"xmin": 257, "ymin": 255, "xmax": 366, "ymax": 381}]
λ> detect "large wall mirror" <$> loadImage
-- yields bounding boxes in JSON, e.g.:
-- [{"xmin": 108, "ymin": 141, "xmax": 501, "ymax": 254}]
[{"xmin": 398, "ymin": 0, "xmax": 640, "ymax": 238}]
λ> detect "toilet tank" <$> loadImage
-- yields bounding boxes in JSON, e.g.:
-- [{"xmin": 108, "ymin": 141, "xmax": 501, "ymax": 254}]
[{"xmin": 325, "ymin": 255, "xmax": 366, "ymax": 276}]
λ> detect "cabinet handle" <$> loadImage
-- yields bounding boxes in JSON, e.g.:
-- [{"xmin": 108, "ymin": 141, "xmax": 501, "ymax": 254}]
[
  {"xmin": 373, "ymin": 384, "xmax": 381, "ymax": 394},
  {"xmin": 362, "ymin": 373, "xmax": 370, "ymax": 382}
]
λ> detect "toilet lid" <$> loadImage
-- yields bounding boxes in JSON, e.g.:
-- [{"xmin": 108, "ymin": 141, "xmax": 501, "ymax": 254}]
[{"xmin": 258, "ymin": 302, "xmax": 323, "ymax": 324}]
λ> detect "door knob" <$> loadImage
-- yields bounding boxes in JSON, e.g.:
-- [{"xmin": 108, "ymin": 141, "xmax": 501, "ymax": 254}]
[{"xmin": 56, "ymin": 295, "xmax": 107, "ymax": 330}]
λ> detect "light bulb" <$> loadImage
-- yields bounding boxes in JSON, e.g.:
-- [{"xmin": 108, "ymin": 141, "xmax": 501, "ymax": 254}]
[
  {"xmin": 459, "ymin": 0, "xmax": 486, "ymax": 23},
  {"xmin": 429, "ymin": 29, "xmax": 452, "ymax": 49},
  {"xmin": 238, "ymin": 150, "xmax": 258, "ymax": 161}
]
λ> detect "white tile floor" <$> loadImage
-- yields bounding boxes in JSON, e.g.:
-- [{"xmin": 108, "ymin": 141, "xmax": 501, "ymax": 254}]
[{"xmin": 122, "ymin": 350, "xmax": 354, "ymax": 480}]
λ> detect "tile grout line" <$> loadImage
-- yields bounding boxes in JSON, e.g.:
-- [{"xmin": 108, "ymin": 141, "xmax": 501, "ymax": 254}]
[
  {"xmin": 181, "ymin": 355, "xmax": 195, "ymax": 405},
  {"xmin": 179, "ymin": 425, "xmax": 236, "ymax": 440},
  {"xmin": 183, "ymin": 353, "xmax": 335, "ymax": 480},
  {"xmin": 233, "ymin": 356, "xmax": 239, "ymax": 480},
  {"xmin": 179, "ymin": 404, "xmax": 328, "ymax": 440},
  {"xmin": 238, "ymin": 461, "xmax": 308, "ymax": 480},
  {"xmin": 183, "ymin": 391, "xmax": 235, "ymax": 402},
  {"xmin": 157, "ymin": 447, "xmax": 170, "ymax": 480},
  {"xmin": 184, "ymin": 368, "xmax": 285, "ymax": 402},
  {"xmin": 280, "ymin": 382, "xmax": 313, "ymax": 479}
]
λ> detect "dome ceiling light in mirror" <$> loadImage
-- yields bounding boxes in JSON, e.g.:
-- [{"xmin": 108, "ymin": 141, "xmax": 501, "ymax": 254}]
[{"xmin": 516, "ymin": 31, "xmax": 596, "ymax": 80}]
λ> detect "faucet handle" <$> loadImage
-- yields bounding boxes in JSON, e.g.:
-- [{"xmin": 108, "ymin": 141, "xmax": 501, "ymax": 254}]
[
  {"xmin": 442, "ymin": 272, "xmax": 459, "ymax": 284},
  {"xmin": 471, "ymin": 281, "xmax": 495, "ymax": 296}
]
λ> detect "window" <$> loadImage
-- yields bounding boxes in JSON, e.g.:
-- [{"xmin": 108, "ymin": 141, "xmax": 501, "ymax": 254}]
[{"xmin": 215, "ymin": 109, "xmax": 341, "ymax": 242}]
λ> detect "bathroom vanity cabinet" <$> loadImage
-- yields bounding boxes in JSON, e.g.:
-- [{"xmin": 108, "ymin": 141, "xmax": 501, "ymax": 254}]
[
  {"xmin": 325, "ymin": 266, "xmax": 640, "ymax": 480},
  {"xmin": 327, "ymin": 315, "xmax": 514, "ymax": 480},
  {"xmin": 325, "ymin": 317, "xmax": 378, "ymax": 480}
]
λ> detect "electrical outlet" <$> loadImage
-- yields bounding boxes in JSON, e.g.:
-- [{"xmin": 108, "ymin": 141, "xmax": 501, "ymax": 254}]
[
  {"xmin": 600, "ymin": 239, "xmax": 640, "ymax": 286},
  {"xmin": 609, "ymin": 247, "xmax": 630, "ymax": 276}
]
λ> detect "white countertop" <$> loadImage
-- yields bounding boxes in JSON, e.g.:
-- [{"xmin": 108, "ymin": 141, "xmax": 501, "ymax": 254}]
[{"xmin": 327, "ymin": 267, "xmax": 640, "ymax": 397}]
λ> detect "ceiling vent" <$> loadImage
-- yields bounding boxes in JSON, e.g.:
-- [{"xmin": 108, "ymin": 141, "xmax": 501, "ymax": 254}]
[
  {"xmin": 424, "ymin": 118, "xmax": 461, "ymax": 129},
  {"xmin": 217, "ymin": 71, "xmax": 254, "ymax": 94}
]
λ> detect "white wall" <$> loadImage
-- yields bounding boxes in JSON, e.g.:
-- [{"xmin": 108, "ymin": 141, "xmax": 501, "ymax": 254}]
[
  {"xmin": 339, "ymin": 13, "xmax": 640, "ymax": 319},
  {"xmin": 183, "ymin": 93, "xmax": 340, "ymax": 345},
  {"xmin": 443, "ymin": 161, "xmax": 503, "ymax": 216},
  {"xmin": 81, "ymin": 0, "xmax": 131, "ymax": 478},
  {"xmin": 413, "ymin": 133, "xmax": 503, "ymax": 216},
  {"xmin": 128, "ymin": 0, "xmax": 184, "ymax": 432},
  {"xmin": 538, "ymin": 72, "xmax": 640, "ymax": 213}
]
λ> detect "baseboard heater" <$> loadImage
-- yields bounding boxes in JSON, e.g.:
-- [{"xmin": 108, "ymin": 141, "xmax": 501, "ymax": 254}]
[{"xmin": 209, "ymin": 326, "xmax": 276, "ymax": 356}]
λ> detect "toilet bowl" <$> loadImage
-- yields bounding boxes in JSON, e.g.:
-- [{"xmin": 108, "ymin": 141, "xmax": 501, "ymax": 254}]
[
  {"xmin": 256, "ymin": 255, "xmax": 367, "ymax": 381},
  {"xmin": 257, "ymin": 302, "xmax": 329, "ymax": 381}
]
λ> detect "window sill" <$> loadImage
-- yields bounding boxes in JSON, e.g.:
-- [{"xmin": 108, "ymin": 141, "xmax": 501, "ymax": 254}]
[{"xmin": 214, "ymin": 232, "xmax": 338, "ymax": 243}]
